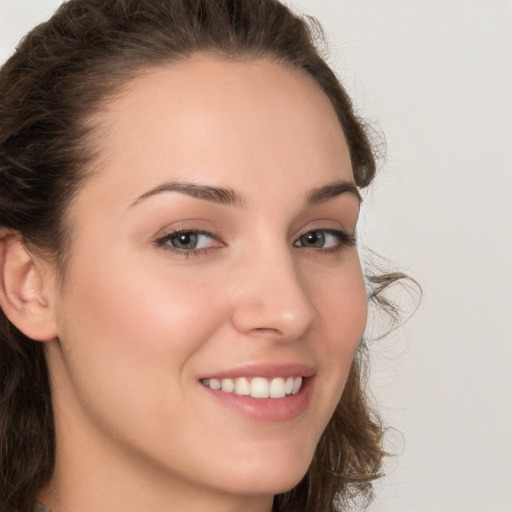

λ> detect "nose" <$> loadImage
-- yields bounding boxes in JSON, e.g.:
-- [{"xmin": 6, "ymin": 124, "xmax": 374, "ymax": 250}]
[{"xmin": 230, "ymin": 245, "xmax": 318, "ymax": 341}]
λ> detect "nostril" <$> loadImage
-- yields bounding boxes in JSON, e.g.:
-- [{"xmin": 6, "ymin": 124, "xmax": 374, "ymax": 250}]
[{"xmin": 252, "ymin": 327, "xmax": 282, "ymax": 335}]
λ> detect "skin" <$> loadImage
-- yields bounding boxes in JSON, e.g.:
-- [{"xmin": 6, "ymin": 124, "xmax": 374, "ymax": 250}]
[{"xmin": 36, "ymin": 57, "xmax": 368, "ymax": 512}]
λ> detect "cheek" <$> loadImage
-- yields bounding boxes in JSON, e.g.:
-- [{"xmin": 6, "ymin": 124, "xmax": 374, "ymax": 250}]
[
  {"xmin": 305, "ymin": 252, "xmax": 367, "ymax": 408},
  {"xmin": 310, "ymin": 253, "xmax": 368, "ymax": 350},
  {"xmin": 55, "ymin": 251, "xmax": 228, "ymax": 414},
  {"xmin": 67, "ymin": 248, "xmax": 222, "ymax": 341}
]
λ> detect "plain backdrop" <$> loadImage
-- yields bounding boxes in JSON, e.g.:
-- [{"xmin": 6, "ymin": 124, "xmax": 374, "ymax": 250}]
[{"xmin": 1, "ymin": 1, "xmax": 511, "ymax": 511}]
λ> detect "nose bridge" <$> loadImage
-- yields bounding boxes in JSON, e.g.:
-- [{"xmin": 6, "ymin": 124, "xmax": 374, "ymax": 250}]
[{"xmin": 230, "ymin": 240, "xmax": 318, "ymax": 340}]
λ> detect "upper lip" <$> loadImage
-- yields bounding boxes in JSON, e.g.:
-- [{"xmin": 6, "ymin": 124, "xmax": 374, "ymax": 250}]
[{"xmin": 199, "ymin": 362, "xmax": 316, "ymax": 380}]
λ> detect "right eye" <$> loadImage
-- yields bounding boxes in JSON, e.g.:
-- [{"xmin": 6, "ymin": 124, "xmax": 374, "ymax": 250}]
[{"xmin": 155, "ymin": 229, "xmax": 222, "ymax": 254}]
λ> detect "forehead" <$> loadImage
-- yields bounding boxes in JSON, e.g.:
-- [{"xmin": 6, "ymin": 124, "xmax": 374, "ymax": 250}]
[{"xmin": 83, "ymin": 56, "xmax": 353, "ymax": 207}]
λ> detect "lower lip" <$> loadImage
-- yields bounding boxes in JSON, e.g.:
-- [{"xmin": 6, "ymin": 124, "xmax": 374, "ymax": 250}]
[{"xmin": 200, "ymin": 377, "xmax": 314, "ymax": 423}]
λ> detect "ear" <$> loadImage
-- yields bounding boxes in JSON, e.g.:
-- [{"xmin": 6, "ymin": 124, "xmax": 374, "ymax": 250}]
[{"xmin": 0, "ymin": 229, "xmax": 58, "ymax": 342}]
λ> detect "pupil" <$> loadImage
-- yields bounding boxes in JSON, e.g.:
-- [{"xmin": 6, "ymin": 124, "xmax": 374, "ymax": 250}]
[
  {"xmin": 173, "ymin": 232, "xmax": 197, "ymax": 249},
  {"xmin": 304, "ymin": 231, "xmax": 324, "ymax": 247}
]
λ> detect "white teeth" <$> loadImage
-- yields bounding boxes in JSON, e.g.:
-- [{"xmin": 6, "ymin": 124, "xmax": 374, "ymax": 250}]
[
  {"xmin": 221, "ymin": 378, "xmax": 235, "ymax": 393},
  {"xmin": 201, "ymin": 376, "xmax": 304, "ymax": 399},
  {"xmin": 285, "ymin": 376, "xmax": 294, "ymax": 394},
  {"xmin": 250, "ymin": 377, "xmax": 269, "ymax": 398},
  {"xmin": 209, "ymin": 378, "xmax": 221, "ymax": 390},
  {"xmin": 234, "ymin": 377, "xmax": 250, "ymax": 395},
  {"xmin": 292, "ymin": 376, "xmax": 302, "ymax": 395},
  {"xmin": 269, "ymin": 377, "xmax": 286, "ymax": 398}
]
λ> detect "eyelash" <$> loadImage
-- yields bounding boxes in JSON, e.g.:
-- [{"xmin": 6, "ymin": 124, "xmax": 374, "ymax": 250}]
[
  {"xmin": 154, "ymin": 227, "xmax": 356, "ymax": 257},
  {"xmin": 154, "ymin": 228, "xmax": 220, "ymax": 257},
  {"xmin": 293, "ymin": 228, "xmax": 356, "ymax": 254}
]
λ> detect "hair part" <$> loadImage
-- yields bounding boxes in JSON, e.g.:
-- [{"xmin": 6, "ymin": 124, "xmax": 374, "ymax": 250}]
[{"xmin": 0, "ymin": 1, "xmax": 399, "ymax": 511}]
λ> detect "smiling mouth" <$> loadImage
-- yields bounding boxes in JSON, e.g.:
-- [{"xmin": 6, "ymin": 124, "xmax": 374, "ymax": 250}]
[{"xmin": 200, "ymin": 376, "xmax": 303, "ymax": 399}]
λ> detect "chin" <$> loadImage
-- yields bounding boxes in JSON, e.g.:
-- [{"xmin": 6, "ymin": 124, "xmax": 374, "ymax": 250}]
[
  {"xmin": 226, "ymin": 470, "xmax": 309, "ymax": 497},
  {"xmin": 212, "ymin": 445, "xmax": 315, "ymax": 496}
]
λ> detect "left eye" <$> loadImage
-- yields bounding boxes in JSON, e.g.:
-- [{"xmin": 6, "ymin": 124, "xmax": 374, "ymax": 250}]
[
  {"xmin": 294, "ymin": 229, "xmax": 353, "ymax": 249},
  {"xmin": 157, "ymin": 230, "xmax": 217, "ymax": 251}
]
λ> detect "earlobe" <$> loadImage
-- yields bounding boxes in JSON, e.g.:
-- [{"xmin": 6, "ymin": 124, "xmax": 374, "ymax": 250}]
[{"xmin": 0, "ymin": 230, "xmax": 58, "ymax": 342}]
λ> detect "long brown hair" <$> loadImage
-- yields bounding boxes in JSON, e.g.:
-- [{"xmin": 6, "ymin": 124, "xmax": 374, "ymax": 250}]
[{"xmin": 0, "ymin": 1, "xmax": 408, "ymax": 510}]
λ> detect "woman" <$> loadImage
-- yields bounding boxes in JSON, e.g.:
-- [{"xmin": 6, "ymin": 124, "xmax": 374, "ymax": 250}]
[{"xmin": 0, "ymin": 1, "xmax": 405, "ymax": 511}]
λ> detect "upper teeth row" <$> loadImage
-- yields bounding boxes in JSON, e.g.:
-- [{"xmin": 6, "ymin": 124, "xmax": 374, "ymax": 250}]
[{"xmin": 201, "ymin": 376, "xmax": 303, "ymax": 399}]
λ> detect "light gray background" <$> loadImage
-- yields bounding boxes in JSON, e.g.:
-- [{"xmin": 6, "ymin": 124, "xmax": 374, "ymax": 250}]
[{"xmin": 1, "ymin": 1, "xmax": 511, "ymax": 511}]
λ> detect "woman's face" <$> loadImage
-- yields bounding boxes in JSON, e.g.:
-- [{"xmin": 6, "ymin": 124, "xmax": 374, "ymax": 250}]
[{"xmin": 45, "ymin": 57, "xmax": 367, "ymax": 508}]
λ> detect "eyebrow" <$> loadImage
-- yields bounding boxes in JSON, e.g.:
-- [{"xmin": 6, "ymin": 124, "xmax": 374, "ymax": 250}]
[
  {"xmin": 306, "ymin": 180, "xmax": 362, "ymax": 205},
  {"xmin": 130, "ymin": 179, "xmax": 361, "ymax": 208},
  {"xmin": 130, "ymin": 182, "xmax": 245, "ymax": 208}
]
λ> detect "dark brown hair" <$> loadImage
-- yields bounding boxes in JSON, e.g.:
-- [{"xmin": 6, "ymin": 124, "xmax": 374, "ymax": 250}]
[{"xmin": 0, "ymin": 1, "xmax": 407, "ymax": 511}]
